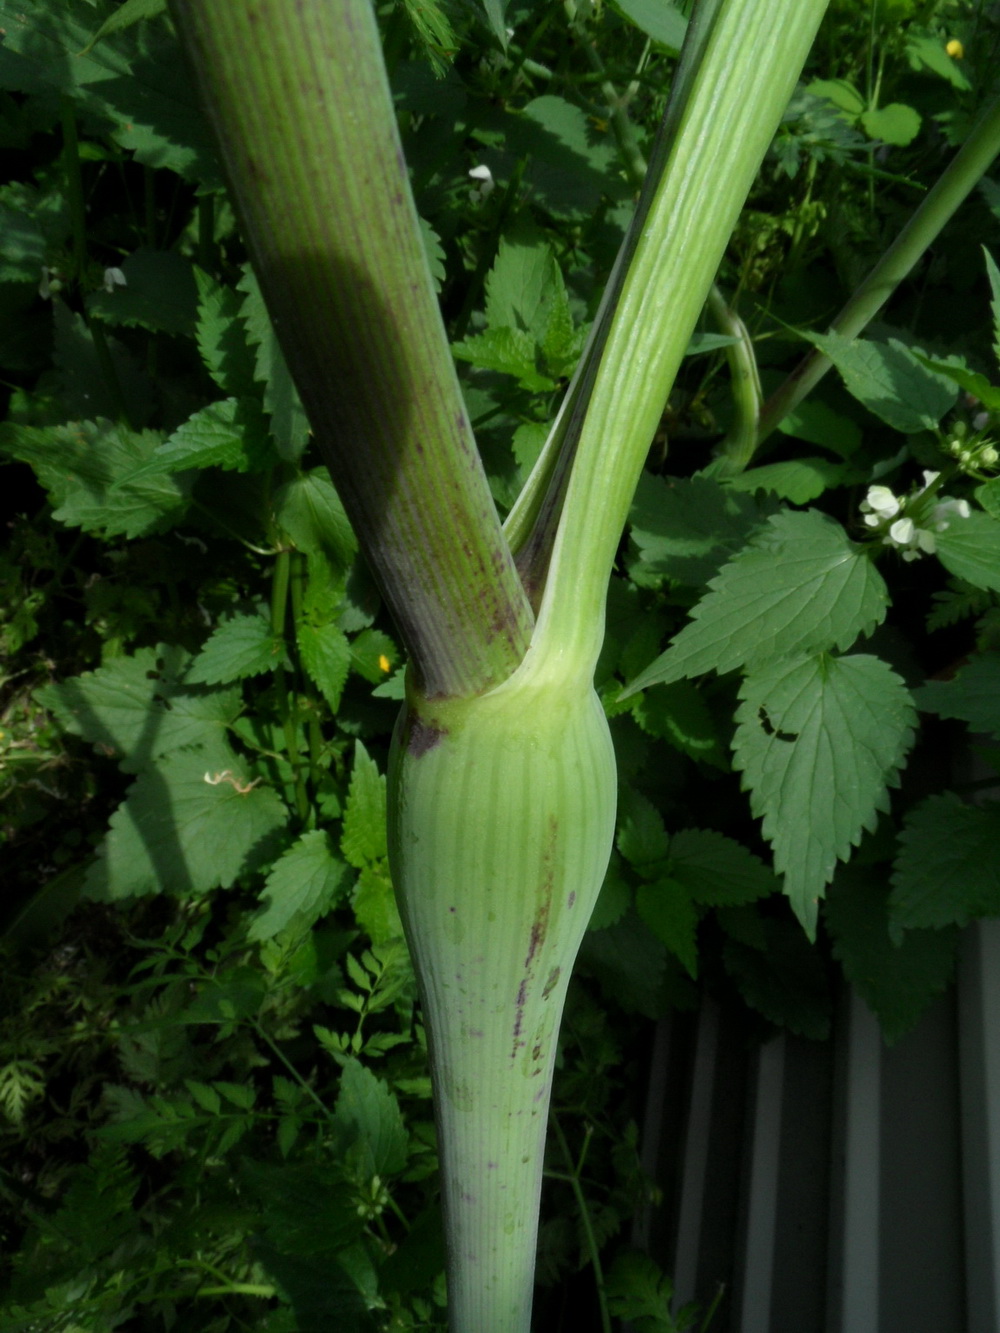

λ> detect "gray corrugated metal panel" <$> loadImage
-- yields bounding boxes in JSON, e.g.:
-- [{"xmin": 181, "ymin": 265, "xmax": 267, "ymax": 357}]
[
  {"xmin": 879, "ymin": 984, "xmax": 965, "ymax": 1331},
  {"xmin": 737, "ymin": 1035, "xmax": 784, "ymax": 1333},
  {"xmin": 834, "ymin": 989, "xmax": 881, "ymax": 1333},
  {"xmin": 960, "ymin": 919, "xmax": 1000, "ymax": 1332}
]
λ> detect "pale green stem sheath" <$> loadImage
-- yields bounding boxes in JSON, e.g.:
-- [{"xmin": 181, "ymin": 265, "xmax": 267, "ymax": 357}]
[
  {"xmin": 515, "ymin": 0, "xmax": 830, "ymax": 673},
  {"xmin": 757, "ymin": 90, "xmax": 1000, "ymax": 447},
  {"xmin": 169, "ymin": 0, "xmax": 533, "ymax": 699},
  {"xmin": 706, "ymin": 285, "xmax": 763, "ymax": 477}
]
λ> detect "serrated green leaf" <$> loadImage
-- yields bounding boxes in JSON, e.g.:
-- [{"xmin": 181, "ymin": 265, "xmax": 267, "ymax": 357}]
[
  {"xmin": 297, "ymin": 621, "xmax": 351, "ymax": 714},
  {"xmin": 625, "ymin": 510, "xmax": 888, "ymax": 695},
  {"xmin": 84, "ymin": 744, "xmax": 287, "ymax": 899},
  {"xmin": 616, "ymin": 789, "xmax": 669, "ymax": 872},
  {"xmin": 803, "ymin": 331, "xmax": 957, "ymax": 432},
  {"xmin": 335, "ymin": 1058, "xmax": 408, "ymax": 1178},
  {"xmin": 890, "ymin": 793, "xmax": 1000, "ymax": 931},
  {"xmin": 154, "ymin": 397, "xmax": 275, "ymax": 474},
  {"xmin": 86, "ymin": 249, "xmax": 198, "ymax": 336},
  {"xmin": 507, "ymin": 96, "xmax": 620, "ymax": 219},
  {"xmin": 194, "ymin": 269, "xmax": 259, "ymax": 398},
  {"xmin": 418, "ymin": 215, "xmax": 446, "ymax": 292},
  {"xmin": 485, "ymin": 229, "xmax": 557, "ymax": 341},
  {"xmin": 668, "ymin": 829, "xmax": 778, "ymax": 905},
  {"xmin": 723, "ymin": 920, "xmax": 831, "ymax": 1039},
  {"xmin": 910, "ymin": 353, "xmax": 1000, "ymax": 413},
  {"xmin": 936, "ymin": 509, "xmax": 1000, "ymax": 592},
  {"xmin": 914, "ymin": 652, "xmax": 1000, "ymax": 738},
  {"xmin": 628, "ymin": 472, "xmax": 770, "ymax": 586},
  {"xmin": 611, "ymin": 0, "xmax": 687, "ymax": 49},
  {"xmin": 635, "ymin": 878, "xmax": 699, "ymax": 978},
  {"xmin": 36, "ymin": 644, "xmax": 242, "ymax": 773},
  {"xmin": 188, "ymin": 612, "xmax": 291, "ymax": 685},
  {"xmin": 605, "ymin": 1251, "xmax": 677, "ymax": 1327},
  {"xmin": 775, "ymin": 397, "xmax": 862, "ymax": 457},
  {"xmin": 985, "ymin": 248, "xmax": 1000, "ymax": 372},
  {"xmin": 0, "ymin": 418, "xmax": 190, "ymax": 537},
  {"xmin": 632, "ymin": 680, "xmax": 726, "ymax": 767},
  {"xmin": 0, "ymin": 181, "xmax": 69, "ymax": 283},
  {"xmin": 726, "ymin": 456, "xmax": 846, "ymax": 503},
  {"xmin": 341, "ymin": 742, "xmax": 387, "ymax": 869},
  {"xmin": 249, "ymin": 831, "xmax": 350, "ymax": 940},
  {"xmin": 733, "ymin": 653, "xmax": 916, "ymax": 935},
  {"xmin": 353, "ymin": 864, "xmax": 404, "ymax": 945},
  {"xmin": 826, "ymin": 868, "xmax": 957, "ymax": 1044},
  {"xmin": 349, "ymin": 628, "xmax": 398, "ymax": 684},
  {"xmin": 274, "ymin": 469, "xmax": 357, "ymax": 572},
  {"xmin": 476, "ymin": 0, "xmax": 508, "ymax": 47},
  {"xmin": 452, "ymin": 326, "xmax": 553, "ymax": 390},
  {"xmin": 238, "ymin": 265, "xmax": 310, "ymax": 461},
  {"xmin": 81, "ymin": 0, "xmax": 167, "ymax": 53},
  {"xmin": 860, "ymin": 102, "xmax": 921, "ymax": 146}
]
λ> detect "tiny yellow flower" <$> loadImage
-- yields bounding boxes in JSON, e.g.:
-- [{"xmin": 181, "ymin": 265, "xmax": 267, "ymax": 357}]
[
  {"xmin": 946, "ymin": 38, "xmax": 964, "ymax": 59},
  {"xmin": 378, "ymin": 654, "xmax": 391, "ymax": 673}
]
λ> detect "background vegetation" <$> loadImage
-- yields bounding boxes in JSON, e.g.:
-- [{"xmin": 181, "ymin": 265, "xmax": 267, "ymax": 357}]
[{"xmin": 1, "ymin": 0, "xmax": 999, "ymax": 1328}]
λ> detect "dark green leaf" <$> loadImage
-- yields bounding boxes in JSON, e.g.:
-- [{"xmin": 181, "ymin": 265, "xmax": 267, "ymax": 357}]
[
  {"xmin": 936, "ymin": 510, "xmax": 1000, "ymax": 593},
  {"xmin": 625, "ymin": 510, "xmax": 888, "ymax": 694},
  {"xmin": 628, "ymin": 472, "xmax": 770, "ymax": 586},
  {"xmin": 86, "ymin": 249, "xmax": 198, "ymax": 336},
  {"xmin": 804, "ymin": 331, "xmax": 957, "ymax": 432},
  {"xmin": 249, "ymin": 831, "xmax": 350, "ymax": 940},
  {"xmin": 826, "ymin": 868, "xmax": 957, "ymax": 1043},
  {"xmin": 668, "ymin": 829, "xmax": 778, "ymax": 905},
  {"xmin": 187, "ymin": 612, "xmax": 291, "ymax": 685},
  {"xmin": 341, "ymin": 742, "xmax": 388, "ymax": 868},
  {"xmin": 723, "ymin": 919, "xmax": 831, "ymax": 1039},
  {"xmin": 733, "ymin": 653, "xmax": 916, "ymax": 935},
  {"xmin": 890, "ymin": 793, "xmax": 1000, "ymax": 931},
  {"xmin": 335, "ymin": 1057, "xmax": 408, "ymax": 1177},
  {"xmin": 914, "ymin": 652, "xmax": 1000, "ymax": 739}
]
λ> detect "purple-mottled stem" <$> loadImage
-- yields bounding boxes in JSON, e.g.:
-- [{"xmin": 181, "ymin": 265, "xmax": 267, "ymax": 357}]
[{"xmin": 169, "ymin": 0, "xmax": 533, "ymax": 699}]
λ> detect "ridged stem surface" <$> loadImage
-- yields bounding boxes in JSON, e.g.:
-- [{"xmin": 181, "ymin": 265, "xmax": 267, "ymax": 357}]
[{"xmin": 169, "ymin": 0, "xmax": 533, "ymax": 698}]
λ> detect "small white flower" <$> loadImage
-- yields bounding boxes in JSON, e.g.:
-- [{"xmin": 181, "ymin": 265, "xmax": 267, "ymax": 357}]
[
  {"xmin": 103, "ymin": 266, "xmax": 127, "ymax": 293},
  {"xmin": 974, "ymin": 411, "xmax": 991, "ymax": 432},
  {"xmin": 982, "ymin": 445, "xmax": 999, "ymax": 465},
  {"xmin": 921, "ymin": 470, "xmax": 941, "ymax": 489},
  {"xmin": 931, "ymin": 497, "xmax": 971, "ymax": 530},
  {"xmin": 888, "ymin": 517, "xmax": 915, "ymax": 547},
  {"xmin": 861, "ymin": 485, "xmax": 901, "ymax": 519},
  {"xmin": 468, "ymin": 164, "xmax": 495, "ymax": 200}
]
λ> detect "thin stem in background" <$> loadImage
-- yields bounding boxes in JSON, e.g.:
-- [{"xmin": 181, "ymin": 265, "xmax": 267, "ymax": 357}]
[{"xmin": 757, "ymin": 91, "xmax": 1000, "ymax": 447}]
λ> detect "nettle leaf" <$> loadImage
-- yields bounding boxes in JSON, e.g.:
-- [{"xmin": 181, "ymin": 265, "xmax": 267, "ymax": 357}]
[
  {"xmin": 635, "ymin": 878, "xmax": 699, "ymax": 978},
  {"xmin": 194, "ymin": 269, "xmax": 259, "ymax": 398},
  {"xmin": 726, "ymin": 456, "xmax": 847, "ymax": 504},
  {"xmin": 826, "ymin": 868, "xmax": 958, "ymax": 1044},
  {"xmin": 625, "ymin": 509, "xmax": 888, "ymax": 695},
  {"xmin": 297, "ymin": 621, "xmax": 351, "ymax": 714},
  {"xmin": 985, "ymin": 247, "xmax": 1000, "ymax": 371},
  {"xmin": 804, "ymin": 330, "xmax": 957, "ymax": 432},
  {"xmin": 628, "ymin": 472, "xmax": 771, "ymax": 587},
  {"xmin": 335, "ymin": 1058, "xmax": 408, "ymax": 1178},
  {"xmin": 341, "ymin": 741, "xmax": 388, "ymax": 869},
  {"xmin": 238, "ymin": 266, "xmax": 310, "ymax": 462},
  {"xmin": 632, "ymin": 680, "xmax": 726, "ymax": 767},
  {"xmin": 723, "ymin": 919, "xmax": 832, "ymax": 1039},
  {"xmin": 775, "ymin": 397, "xmax": 862, "ymax": 458},
  {"xmin": 507, "ymin": 95, "xmax": 621, "ymax": 218},
  {"xmin": 0, "ymin": 180, "xmax": 70, "ymax": 283},
  {"xmin": 605, "ymin": 1252, "xmax": 678, "ymax": 1328},
  {"xmin": 188, "ymin": 612, "xmax": 292, "ymax": 685},
  {"xmin": 452, "ymin": 327, "xmax": 554, "ymax": 391},
  {"xmin": 616, "ymin": 789, "xmax": 670, "ymax": 872},
  {"xmin": 154, "ymin": 397, "xmax": 275, "ymax": 474},
  {"xmin": 36, "ymin": 644, "xmax": 242, "ymax": 773},
  {"xmin": 611, "ymin": 0, "xmax": 687, "ymax": 50},
  {"xmin": 274, "ymin": 469, "xmax": 358, "ymax": 572},
  {"xmin": 914, "ymin": 652, "xmax": 1000, "ymax": 739},
  {"xmin": 86, "ymin": 249, "xmax": 198, "ymax": 337},
  {"xmin": 733, "ymin": 653, "xmax": 916, "ymax": 936},
  {"xmin": 890, "ymin": 793, "xmax": 1000, "ymax": 932},
  {"xmin": 668, "ymin": 829, "xmax": 779, "ymax": 905},
  {"xmin": 912, "ymin": 353, "xmax": 1000, "ymax": 414},
  {"xmin": 249, "ymin": 830, "xmax": 350, "ymax": 940},
  {"xmin": 0, "ymin": 418, "xmax": 190, "ymax": 538},
  {"xmin": 82, "ymin": 0, "xmax": 168, "ymax": 52},
  {"xmin": 84, "ymin": 742, "xmax": 287, "ymax": 900},
  {"xmin": 353, "ymin": 864, "xmax": 405, "ymax": 945},
  {"xmin": 936, "ymin": 510, "xmax": 1000, "ymax": 593}
]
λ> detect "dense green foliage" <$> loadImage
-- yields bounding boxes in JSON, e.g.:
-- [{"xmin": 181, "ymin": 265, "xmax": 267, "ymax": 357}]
[{"xmin": 2, "ymin": 0, "xmax": 1000, "ymax": 1328}]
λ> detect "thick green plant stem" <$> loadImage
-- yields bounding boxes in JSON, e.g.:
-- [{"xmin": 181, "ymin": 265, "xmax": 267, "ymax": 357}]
[
  {"xmin": 513, "ymin": 0, "xmax": 830, "ymax": 672},
  {"xmin": 757, "ymin": 90, "xmax": 1000, "ymax": 445},
  {"xmin": 388, "ymin": 658, "xmax": 617, "ymax": 1333},
  {"xmin": 169, "ymin": 0, "xmax": 533, "ymax": 699}
]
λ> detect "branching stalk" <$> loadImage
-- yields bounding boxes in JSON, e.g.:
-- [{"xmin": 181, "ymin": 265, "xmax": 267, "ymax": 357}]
[{"xmin": 758, "ymin": 91, "xmax": 1000, "ymax": 446}]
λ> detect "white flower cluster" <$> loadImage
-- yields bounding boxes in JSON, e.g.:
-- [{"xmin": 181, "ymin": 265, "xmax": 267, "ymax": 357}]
[{"xmin": 860, "ymin": 470, "xmax": 970, "ymax": 561}]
